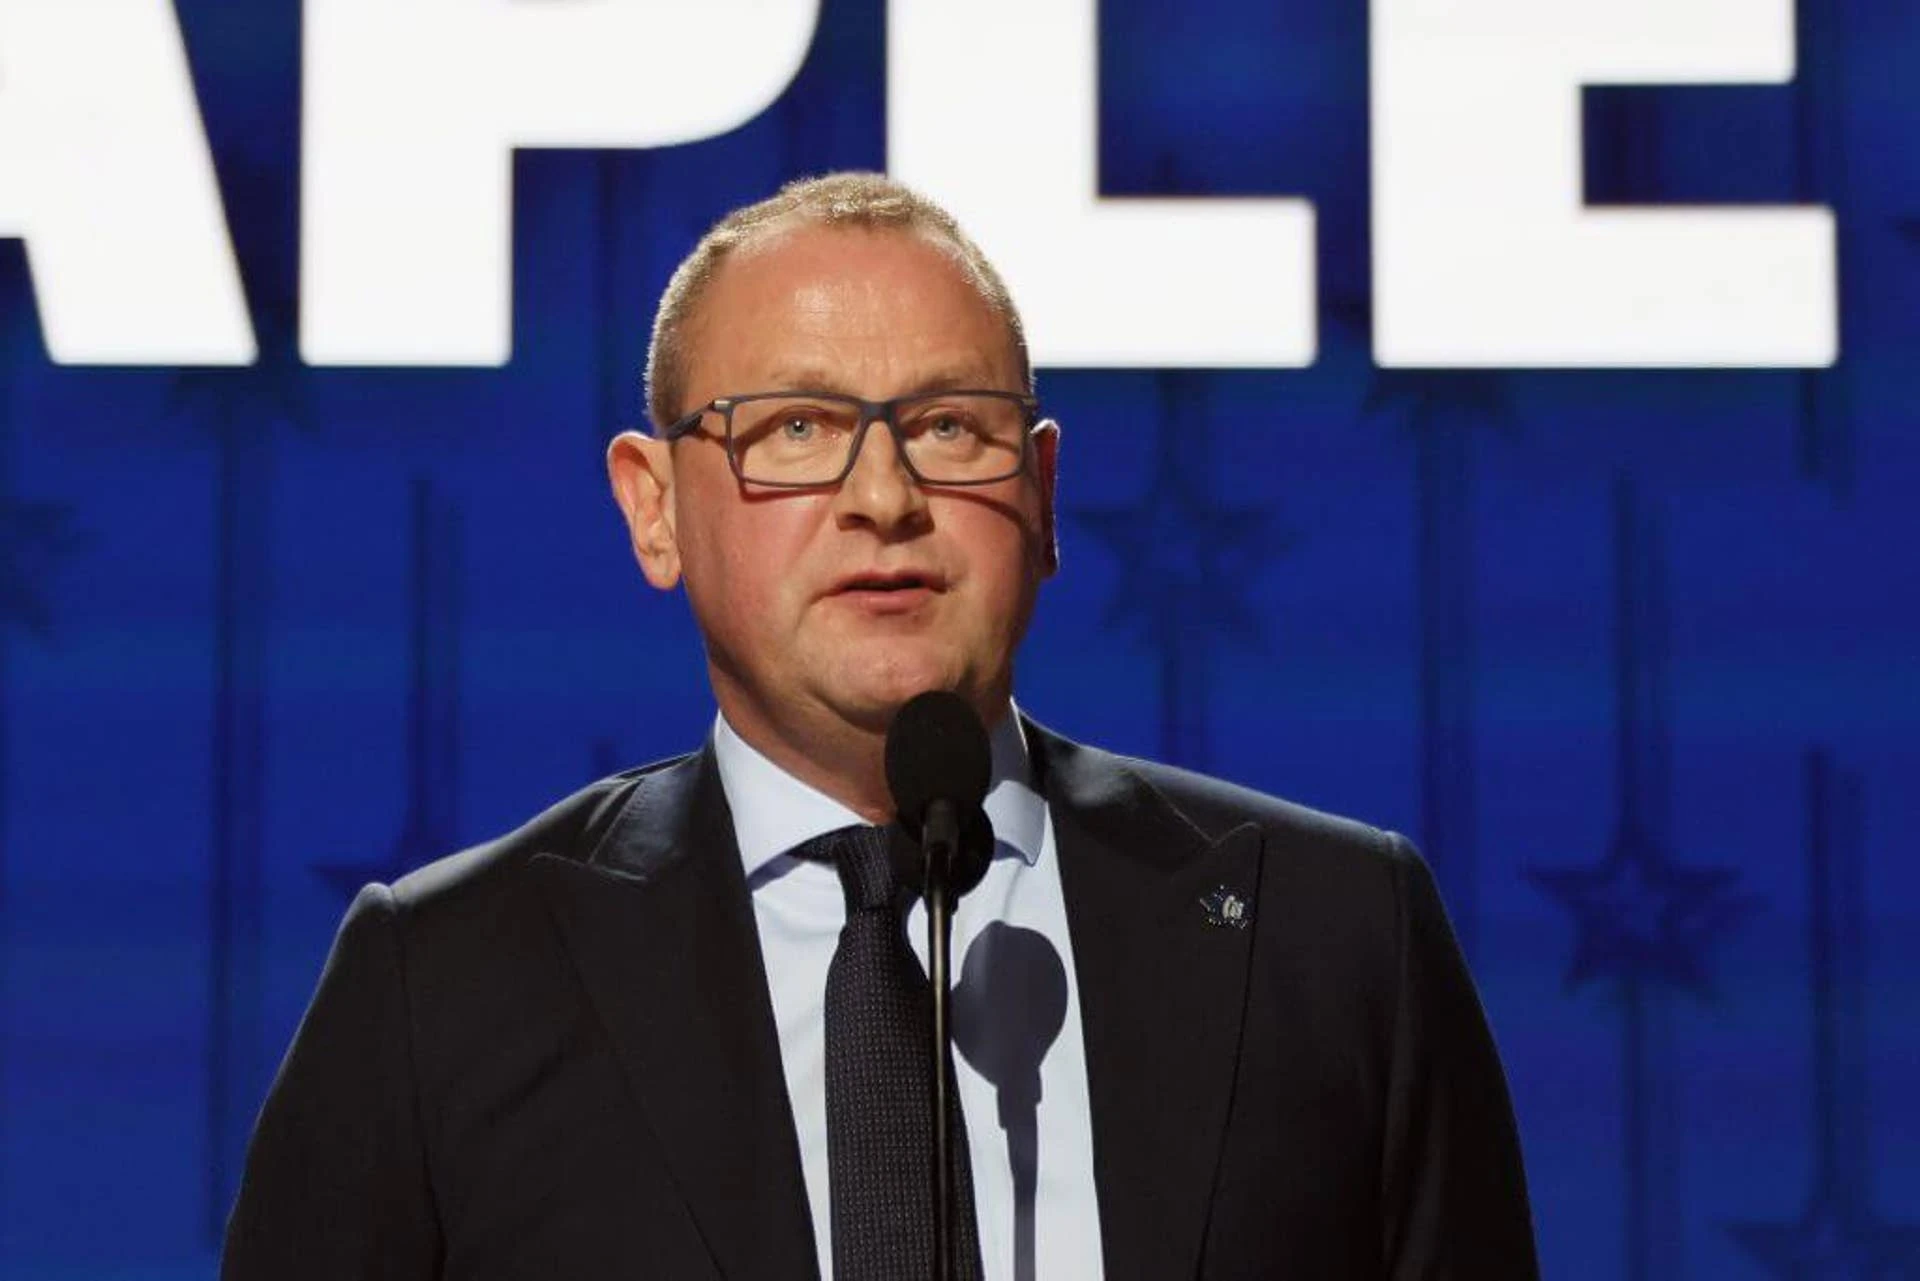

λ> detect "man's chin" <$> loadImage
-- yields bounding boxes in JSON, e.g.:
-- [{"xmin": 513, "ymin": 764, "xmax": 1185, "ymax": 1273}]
[
  {"xmin": 814, "ymin": 661, "xmax": 977, "ymax": 733},
  {"xmin": 823, "ymin": 686, "xmax": 949, "ymax": 735}
]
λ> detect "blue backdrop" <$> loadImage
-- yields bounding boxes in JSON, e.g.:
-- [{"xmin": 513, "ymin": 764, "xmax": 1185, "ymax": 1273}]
[{"xmin": 2, "ymin": 1, "xmax": 1916, "ymax": 1277}]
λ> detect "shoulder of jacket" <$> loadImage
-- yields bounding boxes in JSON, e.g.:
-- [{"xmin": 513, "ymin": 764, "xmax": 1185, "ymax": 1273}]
[
  {"xmin": 383, "ymin": 752, "xmax": 693, "ymax": 911},
  {"xmin": 1073, "ymin": 742, "xmax": 1400, "ymax": 857}
]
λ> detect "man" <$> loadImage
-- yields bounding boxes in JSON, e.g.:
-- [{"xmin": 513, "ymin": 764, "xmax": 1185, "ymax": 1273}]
[{"xmin": 224, "ymin": 172, "xmax": 1538, "ymax": 1279}]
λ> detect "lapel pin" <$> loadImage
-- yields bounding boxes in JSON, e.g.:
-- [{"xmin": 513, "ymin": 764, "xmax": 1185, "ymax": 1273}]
[{"xmin": 1199, "ymin": 885, "xmax": 1251, "ymax": 930}]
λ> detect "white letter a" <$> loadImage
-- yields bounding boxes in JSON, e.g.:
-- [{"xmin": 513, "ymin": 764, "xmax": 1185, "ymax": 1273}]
[{"xmin": 0, "ymin": 0, "xmax": 256, "ymax": 365}]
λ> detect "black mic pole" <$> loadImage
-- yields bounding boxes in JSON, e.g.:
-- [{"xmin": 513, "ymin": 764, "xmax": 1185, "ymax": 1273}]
[
  {"xmin": 923, "ymin": 796, "xmax": 959, "ymax": 1281},
  {"xmin": 886, "ymin": 689, "xmax": 992, "ymax": 1281}
]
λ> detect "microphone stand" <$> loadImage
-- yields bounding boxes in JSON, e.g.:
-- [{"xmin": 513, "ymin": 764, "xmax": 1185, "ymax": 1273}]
[{"xmin": 922, "ymin": 797, "xmax": 960, "ymax": 1281}]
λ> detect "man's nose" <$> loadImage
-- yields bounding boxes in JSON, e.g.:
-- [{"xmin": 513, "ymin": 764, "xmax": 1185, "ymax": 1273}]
[{"xmin": 832, "ymin": 417, "xmax": 929, "ymax": 532}]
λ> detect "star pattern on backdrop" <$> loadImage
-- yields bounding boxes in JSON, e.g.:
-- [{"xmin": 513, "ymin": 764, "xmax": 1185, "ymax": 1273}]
[
  {"xmin": 1331, "ymin": 292, "xmax": 1514, "ymax": 441},
  {"xmin": 1728, "ymin": 1194, "xmax": 1920, "ymax": 1281},
  {"xmin": 1526, "ymin": 824, "xmax": 1755, "ymax": 998},
  {"xmin": 1071, "ymin": 453, "xmax": 1290, "ymax": 652}
]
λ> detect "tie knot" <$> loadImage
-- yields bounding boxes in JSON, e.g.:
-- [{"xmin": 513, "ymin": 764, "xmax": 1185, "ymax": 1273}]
[{"xmin": 797, "ymin": 824, "xmax": 901, "ymax": 913}]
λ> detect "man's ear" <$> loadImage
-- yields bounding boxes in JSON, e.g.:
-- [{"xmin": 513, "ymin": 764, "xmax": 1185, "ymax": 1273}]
[
  {"xmin": 1032, "ymin": 419, "xmax": 1061, "ymax": 578},
  {"xmin": 606, "ymin": 430, "xmax": 682, "ymax": 590}
]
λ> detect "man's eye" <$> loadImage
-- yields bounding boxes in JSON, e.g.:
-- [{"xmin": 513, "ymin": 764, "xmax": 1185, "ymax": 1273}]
[
  {"xmin": 780, "ymin": 416, "xmax": 819, "ymax": 440},
  {"xmin": 927, "ymin": 414, "xmax": 971, "ymax": 439}
]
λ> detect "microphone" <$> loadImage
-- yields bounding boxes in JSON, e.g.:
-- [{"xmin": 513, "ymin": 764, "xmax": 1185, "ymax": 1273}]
[
  {"xmin": 884, "ymin": 690, "xmax": 994, "ymax": 897},
  {"xmin": 883, "ymin": 689, "xmax": 996, "ymax": 1281}
]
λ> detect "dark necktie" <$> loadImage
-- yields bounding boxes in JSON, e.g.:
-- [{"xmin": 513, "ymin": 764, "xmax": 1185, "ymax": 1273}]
[{"xmin": 799, "ymin": 824, "xmax": 985, "ymax": 1280}]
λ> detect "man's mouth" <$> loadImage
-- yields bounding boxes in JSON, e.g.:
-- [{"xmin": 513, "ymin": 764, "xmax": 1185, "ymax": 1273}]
[
  {"xmin": 827, "ymin": 570, "xmax": 947, "ymax": 613},
  {"xmin": 833, "ymin": 570, "xmax": 943, "ymax": 594}
]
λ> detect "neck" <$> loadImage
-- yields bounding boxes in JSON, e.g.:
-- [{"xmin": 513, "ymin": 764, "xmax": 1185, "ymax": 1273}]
[
  {"xmin": 709, "ymin": 678, "xmax": 1009, "ymax": 824},
  {"xmin": 738, "ymin": 716, "xmax": 894, "ymax": 823}
]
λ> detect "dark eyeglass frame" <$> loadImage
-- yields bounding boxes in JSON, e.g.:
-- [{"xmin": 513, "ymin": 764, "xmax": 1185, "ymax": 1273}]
[{"xmin": 662, "ymin": 388, "xmax": 1044, "ymax": 489}]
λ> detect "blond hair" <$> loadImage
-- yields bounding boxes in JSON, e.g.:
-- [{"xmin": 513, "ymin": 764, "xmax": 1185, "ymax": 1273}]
[{"xmin": 644, "ymin": 171, "xmax": 1032, "ymax": 429}]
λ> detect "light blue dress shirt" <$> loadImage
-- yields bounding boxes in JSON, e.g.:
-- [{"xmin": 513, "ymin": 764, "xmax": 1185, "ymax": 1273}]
[{"xmin": 712, "ymin": 708, "xmax": 1107, "ymax": 1279}]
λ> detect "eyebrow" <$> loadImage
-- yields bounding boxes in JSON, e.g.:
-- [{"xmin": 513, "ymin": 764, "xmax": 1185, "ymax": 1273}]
[{"xmin": 754, "ymin": 367, "xmax": 1010, "ymax": 398}]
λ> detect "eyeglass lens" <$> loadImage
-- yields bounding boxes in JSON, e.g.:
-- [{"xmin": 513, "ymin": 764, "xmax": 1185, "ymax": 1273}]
[{"xmin": 728, "ymin": 394, "xmax": 1027, "ymax": 484}]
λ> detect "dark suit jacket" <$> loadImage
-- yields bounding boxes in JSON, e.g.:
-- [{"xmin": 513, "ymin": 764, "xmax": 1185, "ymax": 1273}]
[{"xmin": 223, "ymin": 720, "xmax": 1538, "ymax": 1279}]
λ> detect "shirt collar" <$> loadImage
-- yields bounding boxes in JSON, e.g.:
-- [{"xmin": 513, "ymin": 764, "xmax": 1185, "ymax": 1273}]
[{"xmin": 713, "ymin": 703, "xmax": 1046, "ymax": 883}]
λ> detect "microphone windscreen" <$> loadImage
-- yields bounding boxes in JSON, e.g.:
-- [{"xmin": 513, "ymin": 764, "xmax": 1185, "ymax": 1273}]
[{"xmin": 884, "ymin": 690, "xmax": 992, "ymax": 830}]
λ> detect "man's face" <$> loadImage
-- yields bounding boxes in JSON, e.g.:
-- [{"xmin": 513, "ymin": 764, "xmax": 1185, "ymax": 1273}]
[{"xmin": 612, "ymin": 223, "xmax": 1057, "ymax": 741}]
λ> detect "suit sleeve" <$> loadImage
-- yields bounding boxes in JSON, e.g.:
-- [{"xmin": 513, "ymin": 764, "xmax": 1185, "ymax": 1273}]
[
  {"xmin": 1377, "ymin": 834, "xmax": 1539, "ymax": 1280},
  {"xmin": 222, "ymin": 883, "xmax": 443, "ymax": 1280}
]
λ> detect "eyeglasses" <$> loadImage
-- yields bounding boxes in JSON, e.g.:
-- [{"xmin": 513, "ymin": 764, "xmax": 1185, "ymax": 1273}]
[{"xmin": 663, "ymin": 389, "xmax": 1042, "ymax": 488}]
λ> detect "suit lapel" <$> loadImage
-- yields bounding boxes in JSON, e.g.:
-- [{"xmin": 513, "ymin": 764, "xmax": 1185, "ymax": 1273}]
[
  {"xmin": 532, "ymin": 746, "xmax": 818, "ymax": 1281},
  {"xmin": 1033, "ymin": 722, "xmax": 1263, "ymax": 1281}
]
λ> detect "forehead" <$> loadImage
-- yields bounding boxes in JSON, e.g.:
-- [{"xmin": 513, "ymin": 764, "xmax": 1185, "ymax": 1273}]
[{"xmin": 683, "ymin": 222, "xmax": 1021, "ymax": 396}]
